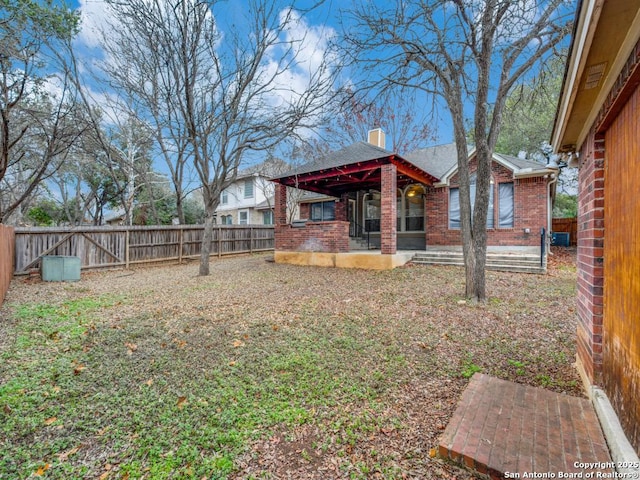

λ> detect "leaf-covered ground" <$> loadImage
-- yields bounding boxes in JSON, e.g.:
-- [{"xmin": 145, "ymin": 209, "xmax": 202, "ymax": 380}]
[{"xmin": 0, "ymin": 248, "xmax": 578, "ymax": 479}]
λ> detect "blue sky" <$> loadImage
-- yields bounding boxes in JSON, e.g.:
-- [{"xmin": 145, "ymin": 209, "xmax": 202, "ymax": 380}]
[
  {"xmin": 67, "ymin": 0, "xmax": 574, "ymax": 162},
  {"xmin": 69, "ymin": 0, "xmax": 459, "ymax": 149}
]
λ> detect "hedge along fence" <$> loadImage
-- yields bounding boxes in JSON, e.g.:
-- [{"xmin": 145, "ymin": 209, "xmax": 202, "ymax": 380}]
[
  {"xmin": 14, "ymin": 225, "xmax": 275, "ymax": 275},
  {"xmin": 1, "ymin": 224, "xmax": 15, "ymax": 305}
]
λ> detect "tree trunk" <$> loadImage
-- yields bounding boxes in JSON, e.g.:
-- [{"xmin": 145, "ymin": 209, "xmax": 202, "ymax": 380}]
[
  {"xmin": 176, "ymin": 194, "xmax": 185, "ymax": 224},
  {"xmin": 468, "ymin": 142, "xmax": 492, "ymax": 303},
  {"xmin": 198, "ymin": 205, "xmax": 215, "ymax": 276}
]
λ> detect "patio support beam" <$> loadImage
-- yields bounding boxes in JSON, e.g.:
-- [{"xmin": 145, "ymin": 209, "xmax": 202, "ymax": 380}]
[
  {"xmin": 380, "ymin": 164, "xmax": 397, "ymax": 254},
  {"xmin": 336, "ymin": 193, "xmax": 349, "ymax": 221},
  {"xmin": 275, "ymin": 183, "xmax": 287, "ymax": 226}
]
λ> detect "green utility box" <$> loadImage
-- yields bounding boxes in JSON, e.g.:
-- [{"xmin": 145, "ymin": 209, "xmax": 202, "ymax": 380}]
[
  {"xmin": 551, "ymin": 232, "xmax": 570, "ymax": 247},
  {"xmin": 41, "ymin": 256, "xmax": 81, "ymax": 282}
]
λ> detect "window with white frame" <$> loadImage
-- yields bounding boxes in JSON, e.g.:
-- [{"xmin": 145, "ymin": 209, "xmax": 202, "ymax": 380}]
[
  {"xmin": 221, "ymin": 214, "xmax": 232, "ymax": 225},
  {"xmin": 498, "ymin": 183, "xmax": 514, "ymax": 227},
  {"xmin": 221, "ymin": 190, "xmax": 228, "ymax": 205},
  {"xmin": 244, "ymin": 179, "xmax": 254, "ymax": 199},
  {"xmin": 310, "ymin": 201, "xmax": 335, "ymax": 221},
  {"xmin": 262, "ymin": 210, "xmax": 274, "ymax": 225},
  {"xmin": 238, "ymin": 210, "xmax": 249, "ymax": 224},
  {"xmin": 449, "ymin": 174, "xmax": 494, "ymax": 229}
]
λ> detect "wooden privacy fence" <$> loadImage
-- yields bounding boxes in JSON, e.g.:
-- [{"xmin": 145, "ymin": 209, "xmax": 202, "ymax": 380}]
[
  {"xmin": 14, "ymin": 225, "xmax": 275, "ymax": 275},
  {"xmin": 1, "ymin": 224, "xmax": 15, "ymax": 304},
  {"xmin": 552, "ymin": 217, "xmax": 578, "ymax": 246}
]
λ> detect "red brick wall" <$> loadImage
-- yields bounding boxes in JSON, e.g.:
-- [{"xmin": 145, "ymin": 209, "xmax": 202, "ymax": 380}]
[
  {"xmin": 425, "ymin": 160, "xmax": 549, "ymax": 247},
  {"xmin": 300, "ymin": 203, "xmax": 310, "ymax": 219},
  {"xmin": 380, "ymin": 164, "xmax": 397, "ymax": 254},
  {"xmin": 275, "ymin": 221, "xmax": 349, "ymax": 253},
  {"xmin": 274, "ymin": 184, "xmax": 288, "ymax": 225},
  {"xmin": 576, "ymin": 131, "xmax": 606, "ymax": 384}
]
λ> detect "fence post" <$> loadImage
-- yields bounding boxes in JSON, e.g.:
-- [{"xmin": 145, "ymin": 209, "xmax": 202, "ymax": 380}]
[
  {"xmin": 250, "ymin": 227, "xmax": 253, "ymax": 253},
  {"xmin": 178, "ymin": 227, "xmax": 183, "ymax": 264},
  {"xmin": 218, "ymin": 226, "xmax": 222, "ymax": 258},
  {"xmin": 125, "ymin": 229, "xmax": 130, "ymax": 269}
]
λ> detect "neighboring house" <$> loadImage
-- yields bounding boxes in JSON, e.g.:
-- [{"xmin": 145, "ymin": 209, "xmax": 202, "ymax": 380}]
[
  {"xmin": 274, "ymin": 131, "xmax": 557, "ymax": 256},
  {"xmin": 552, "ymin": 0, "xmax": 640, "ymax": 455},
  {"xmin": 215, "ymin": 158, "xmax": 288, "ymax": 225}
]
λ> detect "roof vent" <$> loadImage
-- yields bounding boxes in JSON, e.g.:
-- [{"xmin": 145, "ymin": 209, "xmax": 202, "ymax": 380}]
[
  {"xmin": 367, "ymin": 128, "xmax": 386, "ymax": 149},
  {"xmin": 583, "ymin": 62, "xmax": 607, "ymax": 90}
]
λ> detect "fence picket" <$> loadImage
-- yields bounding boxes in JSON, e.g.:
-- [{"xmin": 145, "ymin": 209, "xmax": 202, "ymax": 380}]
[{"xmin": 13, "ymin": 225, "xmax": 274, "ymax": 274}]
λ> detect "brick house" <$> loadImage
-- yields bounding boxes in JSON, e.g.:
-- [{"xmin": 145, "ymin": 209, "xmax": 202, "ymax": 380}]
[
  {"xmin": 552, "ymin": 0, "xmax": 640, "ymax": 454},
  {"xmin": 271, "ymin": 130, "xmax": 557, "ymax": 269}
]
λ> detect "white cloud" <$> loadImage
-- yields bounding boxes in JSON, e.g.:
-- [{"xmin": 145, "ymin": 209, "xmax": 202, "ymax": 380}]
[
  {"xmin": 254, "ymin": 8, "xmax": 337, "ymax": 114},
  {"xmin": 76, "ymin": 0, "xmax": 114, "ymax": 49}
]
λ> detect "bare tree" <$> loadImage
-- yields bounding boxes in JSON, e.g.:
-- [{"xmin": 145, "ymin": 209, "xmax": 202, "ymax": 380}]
[
  {"xmin": 325, "ymin": 88, "xmax": 436, "ymax": 153},
  {"xmin": 345, "ymin": 0, "xmax": 572, "ymax": 301},
  {"xmin": 0, "ymin": 0, "xmax": 84, "ymax": 224},
  {"xmin": 102, "ymin": 0, "xmax": 339, "ymax": 275}
]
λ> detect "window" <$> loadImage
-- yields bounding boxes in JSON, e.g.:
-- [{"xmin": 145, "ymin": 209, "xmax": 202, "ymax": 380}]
[
  {"xmin": 262, "ymin": 210, "xmax": 274, "ymax": 225},
  {"xmin": 449, "ymin": 174, "xmax": 494, "ymax": 229},
  {"xmin": 405, "ymin": 185, "xmax": 425, "ymax": 231},
  {"xmin": 244, "ymin": 179, "xmax": 254, "ymax": 199},
  {"xmin": 397, "ymin": 189, "xmax": 402, "ymax": 231},
  {"xmin": 364, "ymin": 192, "xmax": 381, "ymax": 232},
  {"xmin": 498, "ymin": 183, "xmax": 514, "ymax": 227},
  {"xmin": 238, "ymin": 210, "xmax": 249, "ymax": 225},
  {"xmin": 221, "ymin": 190, "xmax": 228, "ymax": 205},
  {"xmin": 310, "ymin": 201, "xmax": 335, "ymax": 221},
  {"xmin": 221, "ymin": 215, "xmax": 232, "ymax": 225}
]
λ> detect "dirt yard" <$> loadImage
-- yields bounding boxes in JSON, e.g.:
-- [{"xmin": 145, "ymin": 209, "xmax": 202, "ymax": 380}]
[{"xmin": 0, "ymin": 248, "xmax": 578, "ymax": 479}]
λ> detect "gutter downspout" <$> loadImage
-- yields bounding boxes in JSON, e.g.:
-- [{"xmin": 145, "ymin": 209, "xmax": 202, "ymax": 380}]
[{"xmin": 547, "ymin": 171, "xmax": 559, "ymax": 258}]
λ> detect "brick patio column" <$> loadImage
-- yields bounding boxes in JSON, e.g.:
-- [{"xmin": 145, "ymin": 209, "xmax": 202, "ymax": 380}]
[
  {"xmin": 274, "ymin": 183, "xmax": 287, "ymax": 225},
  {"xmin": 335, "ymin": 194, "xmax": 349, "ymax": 222},
  {"xmin": 380, "ymin": 164, "xmax": 397, "ymax": 254},
  {"xmin": 576, "ymin": 131, "xmax": 605, "ymax": 385}
]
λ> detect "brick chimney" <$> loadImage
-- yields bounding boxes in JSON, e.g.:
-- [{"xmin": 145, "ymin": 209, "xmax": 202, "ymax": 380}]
[{"xmin": 368, "ymin": 128, "xmax": 386, "ymax": 149}]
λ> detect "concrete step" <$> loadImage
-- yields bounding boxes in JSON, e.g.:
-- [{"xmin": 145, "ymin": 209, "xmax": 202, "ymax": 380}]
[
  {"xmin": 349, "ymin": 237, "xmax": 371, "ymax": 250},
  {"xmin": 411, "ymin": 251, "xmax": 546, "ymax": 274}
]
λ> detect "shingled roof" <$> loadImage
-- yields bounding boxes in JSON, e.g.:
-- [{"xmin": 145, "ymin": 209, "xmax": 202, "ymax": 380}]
[{"xmin": 272, "ymin": 142, "xmax": 394, "ymax": 179}]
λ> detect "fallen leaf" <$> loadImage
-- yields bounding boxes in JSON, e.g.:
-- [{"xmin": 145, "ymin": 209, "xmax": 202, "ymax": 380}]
[
  {"xmin": 429, "ymin": 447, "xmax": 438, "ymax": 458},
  {"xmin": 232, "ymin": 339, "xmax": 244, "ymax": 347},
  {"xmin": 44, "ymin": 416, "xmax": 57, "ymax": 425},
  {"xmin": 58, "ymin": 445, "xmax": 80, "ymax": 461},
  {"xmin": 3, "ymin": 404, "xmax": 11, "ymax": 414},
  {"xmin": 99, "ymin": 472, "xmax": 109, "ymax": 480},
  {"xmin": 228, "ymin": 361, "xmax": 236, "ymax": 366},
  {"xmin": 177, "ymin": 396, "xmax": 187, "ymax": 410},
  {"xmin": 145, "ymin": 379, "xmax": 153, "ymax": 386},
  {"xmin": 34, "ymin": 463, "xmax": 51, "ymax": 476},
  {"xmin": 73, "ymin": 364, "xmax": 85, "ymax": 375},
  {"xmin": 125, "ymin": 342, "xmax": 137, "ymax": 352}
]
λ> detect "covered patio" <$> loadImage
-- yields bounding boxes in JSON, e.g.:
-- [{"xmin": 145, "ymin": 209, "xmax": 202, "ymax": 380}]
[{"xmin": 271, "ymin": 142, "xmax": 438, "ymax": 269}]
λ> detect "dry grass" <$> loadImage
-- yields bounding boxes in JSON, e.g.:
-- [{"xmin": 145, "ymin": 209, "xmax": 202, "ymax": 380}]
[{"xmin": 0, "ymin": 249, "xmax": 578, "ymax": 479}]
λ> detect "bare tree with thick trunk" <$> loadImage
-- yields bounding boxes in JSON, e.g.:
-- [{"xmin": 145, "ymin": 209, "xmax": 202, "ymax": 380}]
[
  {"xmin": 345, "ymin": 0, "xmax": 572, "ymax": 301},
  {"xmin": 102, "ymin": 0, "xmax": 339, "ymax": 275}
]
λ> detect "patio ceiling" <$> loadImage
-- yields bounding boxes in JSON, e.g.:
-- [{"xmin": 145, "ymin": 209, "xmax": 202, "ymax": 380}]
[{"xmin": 273, "ymin": 154, "xmax": 439, "ymax": 197}]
